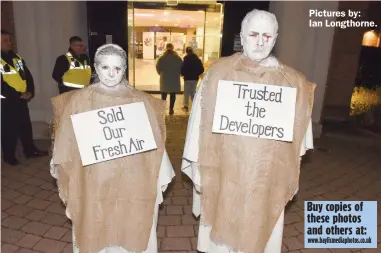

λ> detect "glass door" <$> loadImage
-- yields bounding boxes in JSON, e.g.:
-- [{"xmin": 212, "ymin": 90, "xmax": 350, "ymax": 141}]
[
  {"xmin": 126, "ymin": 1, "xmax": 224, "ymax": 92},
  {"xmin": 127, "ymin": 1, "xmax": 135, "ymax": 87},
  {"xmin": 203, "ymin": 2, "xmax": 224, "ymax": 70}
]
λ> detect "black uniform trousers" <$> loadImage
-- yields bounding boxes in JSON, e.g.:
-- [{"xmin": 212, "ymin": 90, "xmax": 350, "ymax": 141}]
[{"xmin": 1, "ymin": 99, "xmax": 36, "ymax": 160}]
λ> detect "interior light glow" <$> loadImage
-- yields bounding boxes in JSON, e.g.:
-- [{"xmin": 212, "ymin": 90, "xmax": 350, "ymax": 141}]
[{"xmin": 134, "ymin": 14, "xmax": 154, "ymax": 17}]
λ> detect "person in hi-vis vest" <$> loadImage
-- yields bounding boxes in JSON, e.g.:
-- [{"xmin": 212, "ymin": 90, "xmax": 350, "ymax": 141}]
[
  {"xmin": 1, "ymin": 30, "xmax": 48, "ymax": 166},
  {"xmin": 52, "ymin": 36, "xmax": 91, "ymax": 94}
]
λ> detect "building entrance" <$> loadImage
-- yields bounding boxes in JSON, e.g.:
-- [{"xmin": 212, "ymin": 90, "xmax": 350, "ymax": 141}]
[{"xmin": 128, "ymin": 1, "xmax": 224, "ymax": 92}]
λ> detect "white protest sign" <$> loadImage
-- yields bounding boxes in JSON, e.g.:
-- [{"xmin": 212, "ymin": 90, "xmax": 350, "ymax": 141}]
[
  {"xmin": 71, "ymin": 102, "xmax": 157, "ymax": 166},
  {"xmin": 212, "ymin": 80, "xmax": 297, "ymax": 142}
]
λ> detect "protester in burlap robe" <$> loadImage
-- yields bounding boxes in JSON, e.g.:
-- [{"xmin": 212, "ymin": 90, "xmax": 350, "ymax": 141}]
[
  {"xmin": 50, "ymin": 44, "xmax": 175, "ymax": 253},
  {"xmin": 181, "ymin": 9, "xmax": 315, "ymax": 253}
]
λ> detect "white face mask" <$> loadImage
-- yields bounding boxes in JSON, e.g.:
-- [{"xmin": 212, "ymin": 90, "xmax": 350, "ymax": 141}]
[
  {"xmin": 240, "ymin": 14, "xmax": 278, "ymax": 62},
  {"xmin": 95, "ymin": 55, "xmax": 126, "ymax": 87}
]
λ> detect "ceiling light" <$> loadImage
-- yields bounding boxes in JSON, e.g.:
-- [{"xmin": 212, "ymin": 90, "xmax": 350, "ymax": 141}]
[
  {"xmin": 198, "ymin": 10, "xmax": 204, "ymax": 13},
  {"xmin": 163, "ymin": 11, "xmax": 169, "ymax": 16},
  {"xmin": 155, "ymin": 24, "xmax": 159, "ymax": 27},
  {"xmin": 135, "ymin": 14, "xmax": 154, "ymax": 17},
  {"xmin": 166, "ymin": 0, "xmax": 178, "ymax": 6}
]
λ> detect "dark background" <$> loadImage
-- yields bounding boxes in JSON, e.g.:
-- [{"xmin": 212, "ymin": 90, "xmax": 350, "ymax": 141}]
[
  {"xmin": 86, "ymin": 1, "xmax": 270, "ymax": 79},
  {"xmin": 86, "ymin": 1, "xmax": 380, "ymax": 88},
  {"xmin": 218, "ymin": 1, "xmax": 269, "ymax": 57},
  {"xmin": 87, "ymin": 1, "xmax": 128, "ymax": 67}
]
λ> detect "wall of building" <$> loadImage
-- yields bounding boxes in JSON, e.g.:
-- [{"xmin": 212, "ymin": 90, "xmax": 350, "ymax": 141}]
[
  {"xmin": 270, "ymin": 1, "xmax": 339, "ymax": 137},
  {"xmin": 87, "ymin": 1, "xmax": 128, "ymax": 66},
  {"xmin": 11, "ymin": 1, "xmax": 88, "ymax": 138},
  {"xmin": 322, "ymin": 1, "xmax": 372, "ymax": 121},
  {"xmin": 1, "ymin": 1, "xmax": 17, "ymax": 52},
  {"xmin": 220, "ymin": 1, "xmax": 269, "ymax": 57}
]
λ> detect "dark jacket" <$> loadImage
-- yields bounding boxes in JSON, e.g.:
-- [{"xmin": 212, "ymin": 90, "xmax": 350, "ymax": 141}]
[
  {"xmin": 181, "ymin": 53, "xmax": 204, "ymax": 81},
  {"xmin": 1, "ymin": 50, "xmax": 35, "ymax": 102},
  {"xmin": 52, "ymin": 48, "xmax": 90, "ymax": 94},
  {"xmin": 156, "ymin": 51, "xmax": 183, "ymax": 93}
]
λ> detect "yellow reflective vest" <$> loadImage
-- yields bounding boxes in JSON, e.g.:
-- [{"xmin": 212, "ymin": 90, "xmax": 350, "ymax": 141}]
[
  {"xmin": 62, "ymin": 52, "xmax": 91, "ymax": 88},
  {"xmin": 0, "ymin": 54, "xmax": 27, "ymax": 92}
]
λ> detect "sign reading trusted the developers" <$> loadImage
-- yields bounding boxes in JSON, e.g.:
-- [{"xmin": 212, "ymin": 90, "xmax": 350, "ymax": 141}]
[
  {"xmin": 71, "ymin": 102, "xmax": 157, "ymax": 166},
  {"xmin": 212, "ymin": 80, "xmax": 297, "ymax": 142}
]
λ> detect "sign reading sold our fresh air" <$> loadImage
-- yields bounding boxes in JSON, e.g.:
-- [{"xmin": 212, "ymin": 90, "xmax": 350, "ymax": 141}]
[{"xmin": 71, "ymin": 102, "xmax": 157, "ymax": 166}]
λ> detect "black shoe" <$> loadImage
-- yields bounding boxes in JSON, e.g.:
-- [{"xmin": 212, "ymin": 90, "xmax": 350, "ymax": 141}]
[
  {"xmin": 26, "ymin": 150, "xmax": 48, "ymax": 158},
  {"xmin": 4, "ymin": 157, "xmax": 20, "ymax": 166},
  {"xmin": 182, "ymin": 106, "xmax": 189, "ymax": 112},
  {"xmin": 169, "ymin": 109, "xmax": 174, "ymax": 115}
]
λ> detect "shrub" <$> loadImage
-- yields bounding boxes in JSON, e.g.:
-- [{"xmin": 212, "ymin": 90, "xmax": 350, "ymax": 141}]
[{"xmin": 350, "ymin": 86, "xmax": 381, "ymax": 116}]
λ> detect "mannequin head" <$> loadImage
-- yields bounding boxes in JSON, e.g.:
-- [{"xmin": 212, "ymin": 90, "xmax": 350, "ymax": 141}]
[
  {"xmin": 240, "ymin": 9, "xmax": 278, "ymax": 62},
  {"xmin": 94, "ymin": 44, "xmax": 127, "ymax": 88}
]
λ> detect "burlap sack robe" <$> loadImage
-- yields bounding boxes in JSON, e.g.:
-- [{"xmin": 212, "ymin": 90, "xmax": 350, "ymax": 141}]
[
  {"xmin": 51, "ymin": 83, "xmax": 166, "ymax": 253},
  {"xmin": 199, "ymin": 53, "xmax": 315, "ymax": 253}
]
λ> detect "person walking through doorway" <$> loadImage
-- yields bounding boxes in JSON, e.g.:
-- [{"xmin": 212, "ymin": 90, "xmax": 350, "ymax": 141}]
[
  {"xmin": 181, "ymin": 47, "xmax": 204, "ymax": 112},
  {"xmin": 156, "ymin": 43, "xmax": 182, "ymax": 115}
]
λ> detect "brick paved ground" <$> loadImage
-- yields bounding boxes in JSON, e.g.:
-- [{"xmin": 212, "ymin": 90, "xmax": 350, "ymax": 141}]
[{"xmin": 1, "ymin": 95, "xmax": 381, "ymax": 253}]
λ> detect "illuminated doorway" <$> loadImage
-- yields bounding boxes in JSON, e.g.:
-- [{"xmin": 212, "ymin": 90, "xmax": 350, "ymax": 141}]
[{"xmin": 128, "ymin": 2, "xmax": 224, "ymax": 92}]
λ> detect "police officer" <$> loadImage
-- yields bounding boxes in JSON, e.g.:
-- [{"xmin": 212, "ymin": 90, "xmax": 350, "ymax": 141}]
[
  {"xmin": 52, "ymin": 36, "xmax": 92, "ymax": 94},
  {"xmin": 1, "ymin": 30, "xmax": 48, "ymax": 166}
]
